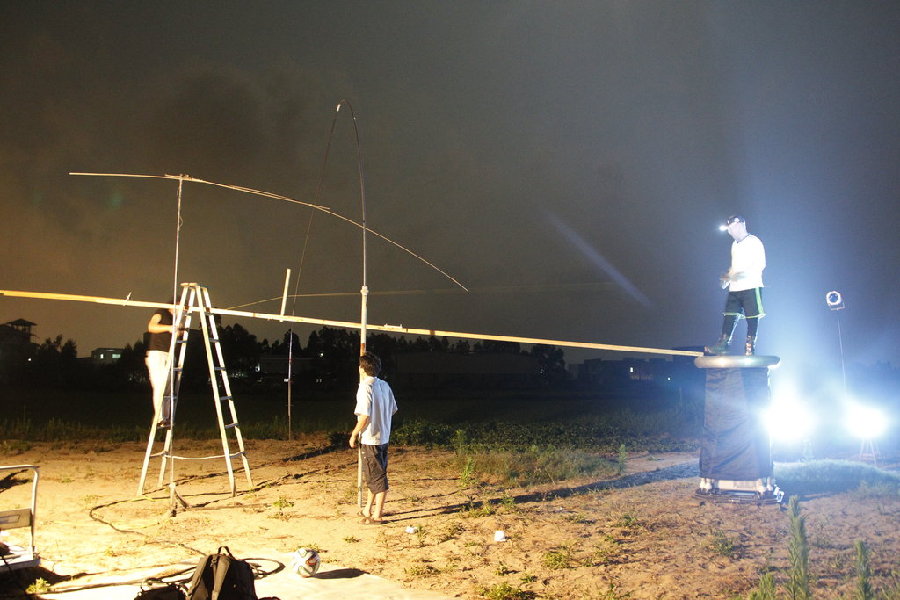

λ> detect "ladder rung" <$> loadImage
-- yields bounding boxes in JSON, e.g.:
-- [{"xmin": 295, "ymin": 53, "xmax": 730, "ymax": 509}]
[
  {"xmin": 173, "ymin": 367, "xmax": 184, "ymax": 373},
  {"xmin": 225, "ymin": 423, "xmax": 238, "ymax": 430},
  {"xmin": 176, "ymin": 339, "xmax": 188, "ymax": 344},
  {"xmin": 219, "ymin": 396, "xmax": 232, "ymax": 402},
  {"xmin": 209, "ymin": 337, "xmax": 220, "ymax": 343}
]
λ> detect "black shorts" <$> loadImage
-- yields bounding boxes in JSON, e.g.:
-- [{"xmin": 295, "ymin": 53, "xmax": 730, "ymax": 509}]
[
  {"xmin": 723, "ymin": 288, "xmax": 765, "ymax": 319},
  {"xmin": 362, "ymin": 444, "xmax": 389, "ymax": 494}
]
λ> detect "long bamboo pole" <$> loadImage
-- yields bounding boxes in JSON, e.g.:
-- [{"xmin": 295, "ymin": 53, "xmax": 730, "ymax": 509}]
[{"xmin": 0, "ymin": 288, "xmax": 703, "ymax": 358}]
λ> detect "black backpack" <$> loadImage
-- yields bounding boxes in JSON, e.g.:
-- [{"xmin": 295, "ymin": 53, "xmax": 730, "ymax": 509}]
[
  {"xmin": 186, "ymin": 546, "xmax": 258, "ymax": 600},
  {"xmin": 134, "ymin": 580, "xmax": 186, "ymax": 600}
]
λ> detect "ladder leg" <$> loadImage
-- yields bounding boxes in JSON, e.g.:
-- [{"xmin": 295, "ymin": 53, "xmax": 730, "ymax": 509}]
[
  {"xmin": 157, "ymin": 428, "xmax": 174, "ymax": 488},
  {"xmin": 199, "ymin": 285, "xmax": 252, "ymax": 495},
  {"xmin": 137, "ymin": 420, "xmax": 159, "ymax": 495},
  {"xmin": 138, "ymin": 285, "xmax": 190, "ymax": 496}
]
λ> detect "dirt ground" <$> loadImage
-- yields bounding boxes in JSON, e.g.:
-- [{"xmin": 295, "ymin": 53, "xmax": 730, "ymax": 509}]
[{"xmin": 1, "ymin": 437, "xmax": 898, "ymax": 599}]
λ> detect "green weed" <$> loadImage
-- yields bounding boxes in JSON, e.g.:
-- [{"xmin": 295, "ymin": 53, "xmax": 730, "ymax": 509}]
[
  {"xmin": 707, "ymin": 529, "xmax": 739, "ymax": 559},
  {"xmin": 854, "ymin": 540, "xmax": 874, "ymax": 600},
  {"xmin": 438, "ymin": 521, "xmax": 465, "ymax": 542},
  {"xmin": 746, "ymin": 572, "xmax": 776, "ymax": 600},
  {"xmin": 460, "ymin": 455, "xmax": 477, "ymax": 488},
  {"xmin": 405, "ymin": 564, "xmax": 442, "ymax": 577},
  {"xmin": 272, "ymin": 495, "xmax": 294, "ymax": 519},
  {"xmin": 465, "ymin": 500, "xmax": 497, "ymax": 518},
  {"xmin": 785, "ymin": 496, "xmax": 810, "ymax": 600},
  {"xmin": 589, "ymin": 535, "xmax": 623, "ymax": 566},
  {"xmin": 542, "ymin": 546, "xmax": 573, "ymax": 570},
  {"xmin": 26, "ymin": 578, "xmax": 50, "ymax": 594},
  {"xmin": 500, "ymin": 490, "xmax": 518, "ymax": 513},
  {"xmin": 597, "ymin": 582, "xmax": 632, "ymax": 600},
  {"xmin": 80, "ymin": 494, "xmax": 101, "ymax": 508},
  {"xmin": 616, "ymin": 443, "xmax": 628, "ymax": 475},
  {"xmin": 612, "ymin": 512, "xmax": 644, "ymax": 531},
  {"xmin": 414, "ymin": 525, "xmax": 427, "ymax": 547},
  {"xmin": 478, "ymin": 582, "xmax": 536, "ymax": 600}
]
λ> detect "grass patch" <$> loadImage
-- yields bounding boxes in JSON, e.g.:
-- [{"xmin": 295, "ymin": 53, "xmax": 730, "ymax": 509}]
[
  {"xmin": 404, "ymin": 564, "xmax": 444, "ymax": 577},
  {"xmin": 542, "ymin": 546, "xmax": 574, "ymax": 569},
  {"xmin": 706, "ymin": 529, "xmax": 739, "ymax": 559},
  {"xmin": 478, "ymin": 582, "xmax": 536, "ymax": 600},
  {"xmin": 774, "ymin": 460, "xmax": 900, "ymax": 495},
  {"xmin": 394, "ymin": 411, "xmax": 696, "ymax": 452},
  {"xmin": 455, "ymin": 444, "xmax": 620, "ymax": 487}
]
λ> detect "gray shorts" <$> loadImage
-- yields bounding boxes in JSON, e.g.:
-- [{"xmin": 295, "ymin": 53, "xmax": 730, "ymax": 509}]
[{"xmin": 362, "ymin": 444, "xmax": 389, "ymax": 494}]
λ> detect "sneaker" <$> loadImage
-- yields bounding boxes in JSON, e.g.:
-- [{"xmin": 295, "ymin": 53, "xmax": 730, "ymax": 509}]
[{"xmin": 705, "ymin": 337, "xmax": 731, "ymax": 355}]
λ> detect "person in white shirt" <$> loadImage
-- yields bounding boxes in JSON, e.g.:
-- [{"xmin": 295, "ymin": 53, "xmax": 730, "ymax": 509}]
[
  {"xmin": 349, "ymin": 352, "xmax": 398, "ymax": 524},
  {"xmin": 705, "ymin": 215, "xmax": 766, "ymax": 356}
]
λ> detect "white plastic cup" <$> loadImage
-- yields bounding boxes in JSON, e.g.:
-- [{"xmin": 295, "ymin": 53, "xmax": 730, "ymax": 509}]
[{"xmin": 494, "ymin": 530, "xmax": 506, "ymax": 542}]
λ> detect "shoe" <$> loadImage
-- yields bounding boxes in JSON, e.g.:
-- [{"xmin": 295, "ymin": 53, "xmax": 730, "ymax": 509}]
[
  {"xmin": 157, "ymin": 420, "xmax": 172, "ymax": 429},
  {"xmin": 744, "ymin": 336, "xmax": 756, "ymax": 356},
  {"xmin": 705, "ymin": 335, "xmax": 731, "ymax": 355}
]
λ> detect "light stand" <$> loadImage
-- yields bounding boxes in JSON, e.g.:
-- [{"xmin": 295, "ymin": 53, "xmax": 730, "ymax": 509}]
[{"xmin": 825, "ymin": 290, "xmax": 847, "ymax": 394}]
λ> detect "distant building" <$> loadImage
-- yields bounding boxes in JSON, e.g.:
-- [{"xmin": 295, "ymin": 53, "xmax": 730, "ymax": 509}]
[
  {"xmin": 0, "ymin": 319, "xmax": 38, "ymax": 382},
  {"xmin": 0, "ymin": 319, "xmax": 36, "ymax": 343},
  {"xmin": 91, "ymin": 347, "xmax": 124, "ymax": 365}
]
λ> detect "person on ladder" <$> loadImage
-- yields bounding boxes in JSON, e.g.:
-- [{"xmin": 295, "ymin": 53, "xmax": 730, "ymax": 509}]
[
  {"xmin": 145, "ymin": 302, "xmax": 177, "ymax": 427},
  {"xmin": 706, "ymin": 215, "xmax": 767, "ymax": 356}
]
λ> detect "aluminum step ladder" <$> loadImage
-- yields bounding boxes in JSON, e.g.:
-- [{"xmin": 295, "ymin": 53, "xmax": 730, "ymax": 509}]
[{"xmin": 137, "ymin": 283, "xmax": 253, "ymax": 500}]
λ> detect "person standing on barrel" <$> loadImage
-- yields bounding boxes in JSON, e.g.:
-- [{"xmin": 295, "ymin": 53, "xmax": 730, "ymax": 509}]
[{"xmin": 706, "ymin": 215, "xmax": 766, "ymax": 356}]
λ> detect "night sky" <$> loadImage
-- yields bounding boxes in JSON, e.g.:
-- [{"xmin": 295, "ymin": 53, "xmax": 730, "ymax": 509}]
[{"xmin": 2, "ymin": 2, "xmax": 899, "ymax": 389}]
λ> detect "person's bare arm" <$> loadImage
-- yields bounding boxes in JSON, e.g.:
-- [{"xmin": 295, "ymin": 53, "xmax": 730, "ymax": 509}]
[{"xmin": 349, "ymin": 414, "xmax": 369, "ymax": 447}]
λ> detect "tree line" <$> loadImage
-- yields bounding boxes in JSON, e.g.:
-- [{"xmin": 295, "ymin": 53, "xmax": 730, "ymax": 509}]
[{"xmin": 0, "ymin": 323, "xmax": 567, "ymax": 391}]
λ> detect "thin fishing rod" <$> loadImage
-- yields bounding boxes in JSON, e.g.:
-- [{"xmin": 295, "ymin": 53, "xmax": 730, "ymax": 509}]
[
  {"xmin": 335, "ymin": 99, "xmax": 369, "ymax": 355},
  {"xmin": 284, "ymin": 100, "xmax": 347, "ymax": 439}
]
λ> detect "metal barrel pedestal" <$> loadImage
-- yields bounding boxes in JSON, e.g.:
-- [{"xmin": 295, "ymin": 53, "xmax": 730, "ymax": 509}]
[{"xmin": 694, "ymin": 355, "xmax": 784, "ymax": 504}]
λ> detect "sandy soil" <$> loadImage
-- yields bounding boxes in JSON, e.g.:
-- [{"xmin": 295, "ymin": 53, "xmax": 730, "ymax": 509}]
[{"xmin": 1, "ymin": 437, "xmax": 897, "ymax": 599}]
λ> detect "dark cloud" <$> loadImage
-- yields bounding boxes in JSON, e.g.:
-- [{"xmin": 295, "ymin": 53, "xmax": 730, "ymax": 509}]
[{"xmin": 1, "ymin": 1, "xmax": 898, "ymax": 379}]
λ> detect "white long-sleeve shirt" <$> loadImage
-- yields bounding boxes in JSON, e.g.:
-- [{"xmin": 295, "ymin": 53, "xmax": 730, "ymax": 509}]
[{"xmin": 729, "ymin": 234, "xmax": 766, "ymax": 292}]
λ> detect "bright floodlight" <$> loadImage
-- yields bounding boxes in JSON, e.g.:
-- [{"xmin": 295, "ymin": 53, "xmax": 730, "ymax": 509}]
[
  {"xmin": 765, "ymin": 393, "xmax": 815, "ymax": 443},
  {"xmin": 845, "ymin": 403, "xmax": 888, "ymax": 440},
  {"xmin": 826, "ymin": 290, "xmax": 844, "ymax": 310}
]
